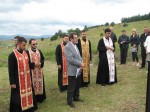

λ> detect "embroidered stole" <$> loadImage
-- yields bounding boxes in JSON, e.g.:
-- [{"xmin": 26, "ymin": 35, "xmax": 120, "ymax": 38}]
[
  {"xmin": 28, "ymin": 49, "xmax": 43, "ymax": 95},
  {"xmin": 60, "ymin": 42, "xmax": 68, "ymax": 86},
  {"xmin": 103, "ymin": 37, "xmax": 115, "ymax": 83},
  {"xmin": 80, "ymin": 38, "xmax": 90, "ymax": 82},
  {"xmin": 13, "ymin": 49, "xmax": 33, "ymax": 111}
]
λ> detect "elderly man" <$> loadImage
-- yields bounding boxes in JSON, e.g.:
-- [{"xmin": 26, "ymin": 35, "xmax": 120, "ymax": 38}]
[{"xmin": 139, "ymin": 27, "xmax": 149, "ymax": 69}]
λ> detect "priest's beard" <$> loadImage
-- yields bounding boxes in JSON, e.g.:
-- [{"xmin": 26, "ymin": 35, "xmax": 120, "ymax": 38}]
[
  {"xmin": 82, "ymin": 36, "xmax": 86, "ymax": 40},
  {"xmin": 63, "ymin": 41, "xmax": 67, "ymax": 45},
  {"xmin": 31, "ymin": 47, "xmax": 36, "ymax": 52}
]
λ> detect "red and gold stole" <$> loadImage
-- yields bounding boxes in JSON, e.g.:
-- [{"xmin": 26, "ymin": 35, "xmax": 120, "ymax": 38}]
[
  {"xmin": 60, "ymin": 42, "xmax": 68, "ymax": 86},
  {"xmin": 80, "ymin": 38, "xmax": 90, "ymax": 82},
  {"xmin": 13, "ymin": 49, "xmax": 33, "ymax": 111},
  {"xmin": 28, "ymin": 49, "xmax": 43, "ymax": 95}
]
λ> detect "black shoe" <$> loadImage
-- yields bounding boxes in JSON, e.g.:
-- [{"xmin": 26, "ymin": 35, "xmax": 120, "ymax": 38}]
[
  {"xmin": 84, "ymin": 85, "xmax": 89, "ymax": 87},
  {"xmin": 68, "ymin": 103, "xmax": 75, "ymax": 108},
  {"xmin": 73, "ymin": 98, "xmax": 84, "ymax": 102},
  {"xmin": 139, "ymin": 67, "xmax": 144, "ymax": 69},
  {"xmin": 101, "ymin": 84, "xmax": 106, "ymax": 86},
  {"xmin": 82, "ymin": 85, "xmax": 89, "ymax": 87}
]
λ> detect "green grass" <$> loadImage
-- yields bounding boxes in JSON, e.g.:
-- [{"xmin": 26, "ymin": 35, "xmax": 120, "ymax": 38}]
[
  {"xmin": 0, "ymin": 57, "xmax": 147, "ymax": 112},
  {"xmin": 0, "ymin": 20, "xmax": 149, "ymax": 111}
]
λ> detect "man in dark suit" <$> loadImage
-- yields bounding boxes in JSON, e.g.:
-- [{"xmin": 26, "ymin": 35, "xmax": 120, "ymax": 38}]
[
  {"xmin": 139, "ymin": 27, "xmax": 149, "ymax": 69},
  {"xmin": 64, "ymin": 32, "xmax": 84, "ymax": 108},
  {"xmin": 118, "ymin": 30, "xmax": 130, "ymax": 64}
]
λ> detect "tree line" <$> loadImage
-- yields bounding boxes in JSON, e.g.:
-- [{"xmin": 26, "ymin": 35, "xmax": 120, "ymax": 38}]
[
  {"xmin": 50, "ymin": 26, "xmax": 88, "ymax": 41},
  {"xmin": 121, "ymin": 12, "xmax": 150, "ymax": 23}
]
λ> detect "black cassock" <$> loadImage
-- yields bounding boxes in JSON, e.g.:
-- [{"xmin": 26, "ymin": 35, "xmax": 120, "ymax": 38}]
[
  {"xmin": 26, "ymin": 49, "xmax": 46, "ymax": 103},
  {"xmin": 55, "ymin": 43, "xmax": 67, "ymax": 92},
  {"xmin": 8, "ymin": 50, "xmax": 38, "ymax": 112},
  {"xmin": 96, "ymin": 38, "xmax": 117, "ymax": 85},
  {"xmin": 76, "ymin": 38, "xmax": 92, "ymax": 87}
]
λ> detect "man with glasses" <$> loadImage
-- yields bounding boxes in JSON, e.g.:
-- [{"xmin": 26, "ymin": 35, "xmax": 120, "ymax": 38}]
[
  {"xmin": 26, "ymin": 39, "xmax": 46, "ymax": 103},
  {"xmin": 77, "ymin": 30, "xmax": 92, "ymax": 87}
]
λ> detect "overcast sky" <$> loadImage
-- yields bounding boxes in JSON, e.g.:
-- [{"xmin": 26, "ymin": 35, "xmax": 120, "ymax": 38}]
[{"xmin": 0, "ymin": 0, "xmax": 150, "ymax": 35}]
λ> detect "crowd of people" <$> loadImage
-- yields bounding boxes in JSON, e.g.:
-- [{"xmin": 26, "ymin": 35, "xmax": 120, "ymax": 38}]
[
  {"xmin": 118, "ymin": 27, "xmax": 150, "ymax": 68},
  {"xmin": 7, "ymin": 26, "xmax": 150, "ymax": 111}
]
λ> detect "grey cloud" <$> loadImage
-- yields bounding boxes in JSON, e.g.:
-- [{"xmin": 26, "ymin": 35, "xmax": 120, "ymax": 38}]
[
  {"xmin": 0, "ymin": 19, "xmax": 93, "ymax": 27},
  {"xmin": 0, "ymin": 3, "xmax": 22, "ymax": 13},
  {"xmin": 0, "ymin": 19, "xmax": 89, "ymax": 35},
  {"xmin": 94, "ymin": 0, "xmax": 126, "ymax": 5},
  {"xmin": 0, "ymin": 0, "xmax": 48, "ymax": 13},
  {"xmin": 0, "ymin": 0, "xmax": 48, "ymax": 4}
]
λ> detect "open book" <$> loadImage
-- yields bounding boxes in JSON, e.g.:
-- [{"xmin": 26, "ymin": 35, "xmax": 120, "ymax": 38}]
[{"xmin": 76, "ymin": 68, "xmax": 82, "ymax": 78}]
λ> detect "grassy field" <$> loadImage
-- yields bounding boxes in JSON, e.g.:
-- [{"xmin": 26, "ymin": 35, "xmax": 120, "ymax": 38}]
[
  {"xmin": 0, "ymin": 20, "xmax": 149, "ymax": 112},
  {"xmin": 0, "ymin": 57, "xmax": 147, "ymax": 112}
]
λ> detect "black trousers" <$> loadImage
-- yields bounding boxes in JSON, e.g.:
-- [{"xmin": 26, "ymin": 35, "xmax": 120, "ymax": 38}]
[
  {"xmin": 58, "ymin": 69, "xmax": 67, "ymax": 92},
  {"xmin": 67, "ymin": 76, "xmax": 81, "ymax": 104},
  {"xmin": 141, "ymin": 45, "xmax": 146, "ymax": 67},
  {"xmin": 120, "ymin": 48, "xmax": 128, "ymax": 64},
  {"xmin": 146, "ymin": 62, "xmax": 150, "ymax": 112},
  {"xmin": 132, "ymin": 52, "xmax": 139, "ymax": 62}
]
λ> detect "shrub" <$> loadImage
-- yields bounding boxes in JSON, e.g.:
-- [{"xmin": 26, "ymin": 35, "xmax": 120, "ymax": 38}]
[{"xmin": 123, "ymin": 23, "xmax": 128, "ymax": 27}]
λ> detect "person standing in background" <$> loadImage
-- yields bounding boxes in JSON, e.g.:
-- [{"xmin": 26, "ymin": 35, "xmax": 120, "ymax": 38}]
[
  {"xmin": 55, "ymin": 34, "xmax": 69, "ymax": 92},
  {"xmin": 139, "ymin": 27, "xmax": 149, "ymax": 69},
  {"xmin": 77, "ymin": 30, "xmax": 92, "ymax": 87},
  {"xmin": 109, "ymin": 26, "xmax": 117, "ymax": 44},
  {"xmin": 130, "ymin": 28, "xmax": 140, "ymax": 66},
  {"xmin": 14, "ymin": 36, "xmax": 20, "ymax": 48},
  {"xmin": 118, "ymin": 30, "xmax": 130, "ymax": 64},
  {"xmin": 26, "ymin": 39, "xmax": 46, "ymax": 103}
]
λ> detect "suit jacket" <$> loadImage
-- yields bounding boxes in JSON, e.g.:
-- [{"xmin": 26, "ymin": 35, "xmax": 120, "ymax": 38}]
[
  {"xmin": 139, "ymin": 33, "xmax": 148, "ymax": 45},
  {"xmin": 64, "ymin": 42, "xmax": 82, "ymax": 76},
  {"xmin": 118, "ymin": 34, "xmax": 130, "ymax": 49},
  {"xmin": 111, "ymin": 32, "xmax": 117, "ymax": 43}
]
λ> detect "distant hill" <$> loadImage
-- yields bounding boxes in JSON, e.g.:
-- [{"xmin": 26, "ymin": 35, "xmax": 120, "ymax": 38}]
[{"xmin": 0, "ymin": 34, "xmax": 52, "ymax": 40}]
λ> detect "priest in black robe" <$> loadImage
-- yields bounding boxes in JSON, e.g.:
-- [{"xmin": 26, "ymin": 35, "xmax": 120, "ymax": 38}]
[
  {"xmin": 8, "ymin": 37, "xmax": 38, "ymax": 112},
  {"xmin": 77, "ymin": 30, "xmax": 92, "ymax": 87},
  {"xmin": 96, "ymin": 28, "xmax": 117, "ymax": 86},
  {"xmin": 55, "ymin": 35, "xmax": 69, "ymax": 92},
  {"xmin": 26, "ymin": 38, "xmax": 46, "ymax": 103}
]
